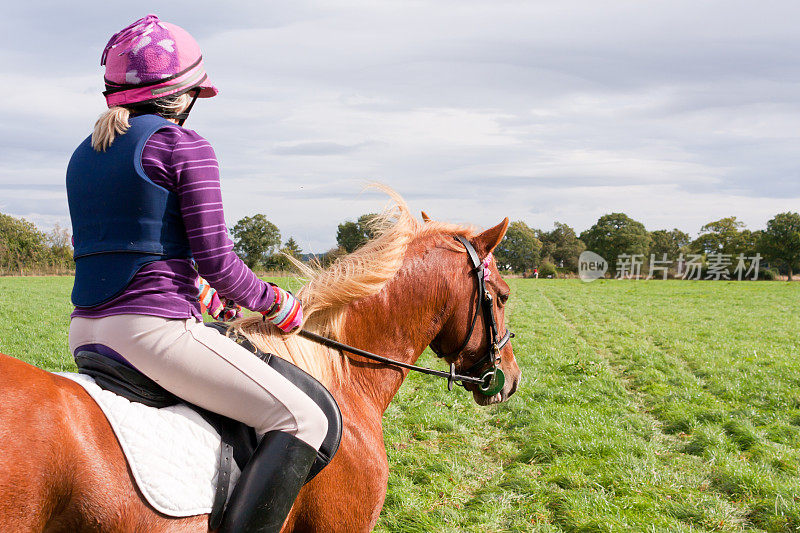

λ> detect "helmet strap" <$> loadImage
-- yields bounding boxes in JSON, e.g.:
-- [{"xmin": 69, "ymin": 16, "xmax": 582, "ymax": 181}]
[{"xmin": 175, "ymin": 89, "xmax": 201, "ymax": 126}]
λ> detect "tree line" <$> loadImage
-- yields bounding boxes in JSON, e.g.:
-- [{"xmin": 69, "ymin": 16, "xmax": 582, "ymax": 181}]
[
  {"xmin": 0, "ymin": 210, "xmax": 335, "ymax": 275},
  {"xmin": 0, "ymin": 211, "xmax": 308, "ymax": 275},
  {"xmin": 495, "ymin": 212, "xmax": 800, "ymax": 280},
  {"xmin": 0, "ymin": 214, "xmax": 74, "ymax": 275},
  {"xmin": 2, "ymin": 210, "xmax": 799, "ymax": 280}
]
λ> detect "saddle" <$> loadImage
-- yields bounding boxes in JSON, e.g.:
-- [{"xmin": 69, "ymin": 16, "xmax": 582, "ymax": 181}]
[{"xmin": 74, "ymin": 322, "xmax": 342, "ymax": 529}]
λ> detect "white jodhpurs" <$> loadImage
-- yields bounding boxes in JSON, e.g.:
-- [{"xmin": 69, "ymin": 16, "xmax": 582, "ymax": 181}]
[{"xmin": 69, "ymin": 314, "xmax": 328, "ymax": 450}]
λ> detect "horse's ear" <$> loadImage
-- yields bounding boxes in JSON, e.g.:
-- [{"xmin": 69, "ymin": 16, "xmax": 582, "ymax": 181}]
[
  {"xmin": 473, "ymin": 218, "xmax": 509, "ymax": 258},
  {"xmin": 421, "ymin": 211, "xmax": 431, "ymax": 223}
]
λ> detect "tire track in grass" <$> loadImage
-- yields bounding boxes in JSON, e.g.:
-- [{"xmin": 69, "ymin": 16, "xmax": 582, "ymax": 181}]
[
  {"xmin": 553, "ymin": 282, "xmax": 800, "ymax": 442},
  {"xmin": 532, "ymin": 284, "xmax": 747, "ymax": 532},
  {"xmin": 543, "ymin": 285, "xmax": 723, "ymax": 433},
  {"xmin": 584, "ymin": 292, "xmax": 800, "ymax": 532},
  {"xmin": 536, "ymin": 287, "xmax": 678, "ymax": 446},
  {"xmin": 558, "ymin": 284, "xmax": 800, "ymax": 453},
  {"xmin": 539, "ymin": 282, "xmax": 800, "ymax": 531}
]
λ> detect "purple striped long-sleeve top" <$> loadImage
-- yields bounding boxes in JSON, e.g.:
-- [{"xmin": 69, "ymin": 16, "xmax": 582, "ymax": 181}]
[{"xmin": 71, "ymin": 123, "xmax": 275, "ymax": 320}]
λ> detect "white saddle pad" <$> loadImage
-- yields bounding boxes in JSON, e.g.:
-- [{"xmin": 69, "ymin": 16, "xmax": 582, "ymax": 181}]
[{"xmin": 55, "ymin": 372, "xmax": 241, "ymax": 517}]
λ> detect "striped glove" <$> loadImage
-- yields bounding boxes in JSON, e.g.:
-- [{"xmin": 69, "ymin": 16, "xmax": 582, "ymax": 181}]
[
  {"xmin": 219, "ymin": 299, "xmax": 243, "ymax": 322},
  {"xmin": 261, "ymin": 283, "xmax": 303, "ymax": 332},
  {"xmin": 196, "ymin": 276, "xmax": 242, "ymax": 322}
]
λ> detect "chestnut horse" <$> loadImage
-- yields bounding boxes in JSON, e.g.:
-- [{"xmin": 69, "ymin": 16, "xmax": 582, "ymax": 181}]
[{"xmin": 0, "ymin": 197, "xmax": 521, "ymax": 532}]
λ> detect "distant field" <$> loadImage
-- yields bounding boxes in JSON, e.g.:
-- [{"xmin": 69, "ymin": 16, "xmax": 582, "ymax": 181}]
[{"xmin": 2, "ymin": 277, "xmax": 800, "ymax": 532}]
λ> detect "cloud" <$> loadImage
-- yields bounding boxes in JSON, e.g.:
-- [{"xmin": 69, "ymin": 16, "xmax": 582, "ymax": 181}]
[
  {"xmin": 2, "ymin": 1, "xmax": 800, "ymax": 253},
  {"xmin": 273, "ymin": 141, "xmax": 375, "ymax": 155}
]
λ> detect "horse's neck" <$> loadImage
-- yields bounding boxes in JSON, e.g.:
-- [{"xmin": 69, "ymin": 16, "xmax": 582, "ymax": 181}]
[{"xmin": 337, "ymin": 262, "xmax": 446, "ymax": 414}]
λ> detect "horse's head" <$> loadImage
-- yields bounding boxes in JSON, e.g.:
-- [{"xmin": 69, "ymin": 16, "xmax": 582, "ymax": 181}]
[{"xmin": 429, "ymin": 218, "xmax": 522, "ymax": 406}]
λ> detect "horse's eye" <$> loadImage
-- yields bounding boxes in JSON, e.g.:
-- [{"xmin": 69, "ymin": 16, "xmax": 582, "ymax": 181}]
[{"xmin": 498, "ymin": 293, "xmax": 509, "ymax": 306}]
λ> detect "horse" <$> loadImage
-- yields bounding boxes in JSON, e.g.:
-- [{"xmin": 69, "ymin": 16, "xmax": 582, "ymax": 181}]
[{"xmin": 0, "ymin": 193, "xmax": 521, "ymax": 532}]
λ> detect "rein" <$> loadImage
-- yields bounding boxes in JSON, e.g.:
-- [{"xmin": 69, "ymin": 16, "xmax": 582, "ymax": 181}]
[
  {"xmin": 297, "ymin": 330, "xmax": 484, "ymax": 389},
  {"xmin": 297, "ymin": 235, "xmax": 514, "ymax": 396}
]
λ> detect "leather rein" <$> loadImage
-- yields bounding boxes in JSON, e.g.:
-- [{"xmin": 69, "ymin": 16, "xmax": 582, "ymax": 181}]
[{"xmin": 298, "ymin": 235, "xmax": 514, "ymax": 396}]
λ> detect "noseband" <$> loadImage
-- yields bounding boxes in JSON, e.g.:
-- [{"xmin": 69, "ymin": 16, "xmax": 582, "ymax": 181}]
[
  {"xmin": 430, "ymin": 235, "xmax": 514, "ymax": 396},
  {"xmin": 298, "ymin": 234, "xmax": 514, "ymax": 396}
]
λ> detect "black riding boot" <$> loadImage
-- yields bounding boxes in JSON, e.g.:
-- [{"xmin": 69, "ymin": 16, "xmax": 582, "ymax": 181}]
[{"xmin": 219, "ymin": 431, "xmax": 317, "ymax": 533}]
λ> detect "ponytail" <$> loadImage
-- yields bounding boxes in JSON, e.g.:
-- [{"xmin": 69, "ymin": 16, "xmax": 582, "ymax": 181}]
[
  {"xmin": 92, "ymin": 106, "xmax": 131, "ymax": 152},
  {"xmin": 90, "ymin": 92, "xmax": 193, "ymax": 152}
]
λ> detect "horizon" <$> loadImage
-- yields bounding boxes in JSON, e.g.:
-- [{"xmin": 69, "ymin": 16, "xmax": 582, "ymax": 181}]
[{"xmin": 3, "ymin": 208, "xmax": 785, "ymax": 257}]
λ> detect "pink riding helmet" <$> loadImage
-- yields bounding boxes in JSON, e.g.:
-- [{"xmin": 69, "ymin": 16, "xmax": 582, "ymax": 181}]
[{"xmin": 101, "ymin": 14, "xmax": 218, "ymax": 107}]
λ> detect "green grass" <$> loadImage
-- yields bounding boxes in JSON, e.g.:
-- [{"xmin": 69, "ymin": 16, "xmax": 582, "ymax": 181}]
[{"xmin": 2, "ymin": 277, "xmax": 800, "ymax": 532}]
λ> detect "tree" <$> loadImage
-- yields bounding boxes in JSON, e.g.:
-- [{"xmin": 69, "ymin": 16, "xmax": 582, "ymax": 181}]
[
  {"xmin": 692, "ymin": 217, "xmax": 751, "ymax": 256},
  {"xmin": 318, "ymin": 246, "xmax": 347, "ymax": 267},
  {"xmin": 539, "ymin": 222, "xmax": 586, "ymax": 272},
  {"xmin": 46, "ymin": 223, "xmax": 71, "ymax": 250},
  {"xmin": 580, "ymin": 213, "xmax": 651, "ymax": 271},
  {"xmin": 357, "ymin": 213, "xmax": 380, "ymax": 239},
  {"xmin": 266, "ymin": 237, "xmax": 304, "ymax": 271},
  {"xmin": 46, "ymin": 223, "xmax": 74, "ymax": 270},
  {"xmin": 760, "ymin": 212, "xmax": 800, "ymax": 280},
  {"xmin": 691, "ymin": 217, "xmax": 760, "ymax": 260},
  {"xmin": 282, "ymin": 237, "xmax": 302, "ymax": 258},
  {"xmin": 336, "ymin": 222, "xmax": 362, "ymax": 254},
  {"xmin": 649, "ymin": 229, "xmax": 690, "ymax": 259},
  {"xmin": 230, "ymin": 214, "xmax": 281, "ymax": 268},
  {"xmin": 493, "ymin": 221, "xmax": 542, "ymax": 275},
  {"xmin": 737, "ymin": 229, "xmax": 762, "ymax": 258},
  {"xmin": 336, "ymin": 213, "xmax": 379, "ymax": 253},
  {"xmin": 0, "ymin": 213, "xmax": 50, "ymax": 273}
]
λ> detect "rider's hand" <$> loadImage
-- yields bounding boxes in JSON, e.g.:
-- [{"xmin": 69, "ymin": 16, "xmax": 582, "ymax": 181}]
[
  {"xmin": 197, "ymin": 276, "xmax": 241, "ymax": 322},
  {"xmin": 260, "ymin": 283, "xmax": 303, "ymax": 332},
  {"xmin": 220, "ymin": 299, "xmax": 242, "ymax": 322},
  {"xmin": 197, "ymin": 276, "xmax": 224, "ymax": 318}
]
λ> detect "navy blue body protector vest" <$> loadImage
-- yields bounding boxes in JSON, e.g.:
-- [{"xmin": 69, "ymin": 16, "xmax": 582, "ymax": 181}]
[{"xmin": 66, "ymin": 114, "xmax": 192, "ymax": 307}]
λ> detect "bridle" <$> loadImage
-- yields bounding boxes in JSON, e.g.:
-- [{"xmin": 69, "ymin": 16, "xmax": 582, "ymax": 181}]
[
  {"xmin": 298, "ymin": 234, "xmax": 514, "ymax": 397},
  {"xmin": 430, "ymin": 235, "xmax": 514, "ymax": 396}
]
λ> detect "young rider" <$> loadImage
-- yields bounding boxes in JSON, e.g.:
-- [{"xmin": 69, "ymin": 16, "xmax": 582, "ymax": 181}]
[{"xmin": 66, "ymin": 15, "xmax": 327, "ymax": 532}]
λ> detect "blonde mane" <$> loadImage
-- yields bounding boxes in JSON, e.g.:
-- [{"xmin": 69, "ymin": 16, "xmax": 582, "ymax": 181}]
[{"xmin": 232, "ymin": 186, "xmax": 476, "ymax": 388}]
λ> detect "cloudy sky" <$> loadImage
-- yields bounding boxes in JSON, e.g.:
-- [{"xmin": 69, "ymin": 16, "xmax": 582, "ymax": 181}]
[{"xmin": 2, "ymin": 1, "xmax": 799, "ymax": 253}]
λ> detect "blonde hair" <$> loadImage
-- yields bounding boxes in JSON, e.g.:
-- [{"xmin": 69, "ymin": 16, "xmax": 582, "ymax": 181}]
[
  {"xmin": 232, "ymin": 186, "xmax": 477, "ymax": 388},
  {"xmin": 91, "ymin": 92, "xmax": 194, "ymax": 152}
]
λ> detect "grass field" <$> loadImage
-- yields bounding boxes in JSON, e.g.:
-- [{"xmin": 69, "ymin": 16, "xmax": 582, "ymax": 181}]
[{"xmin": 1, "ymin": 277, "xmax": 800, "ymax": 532}]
